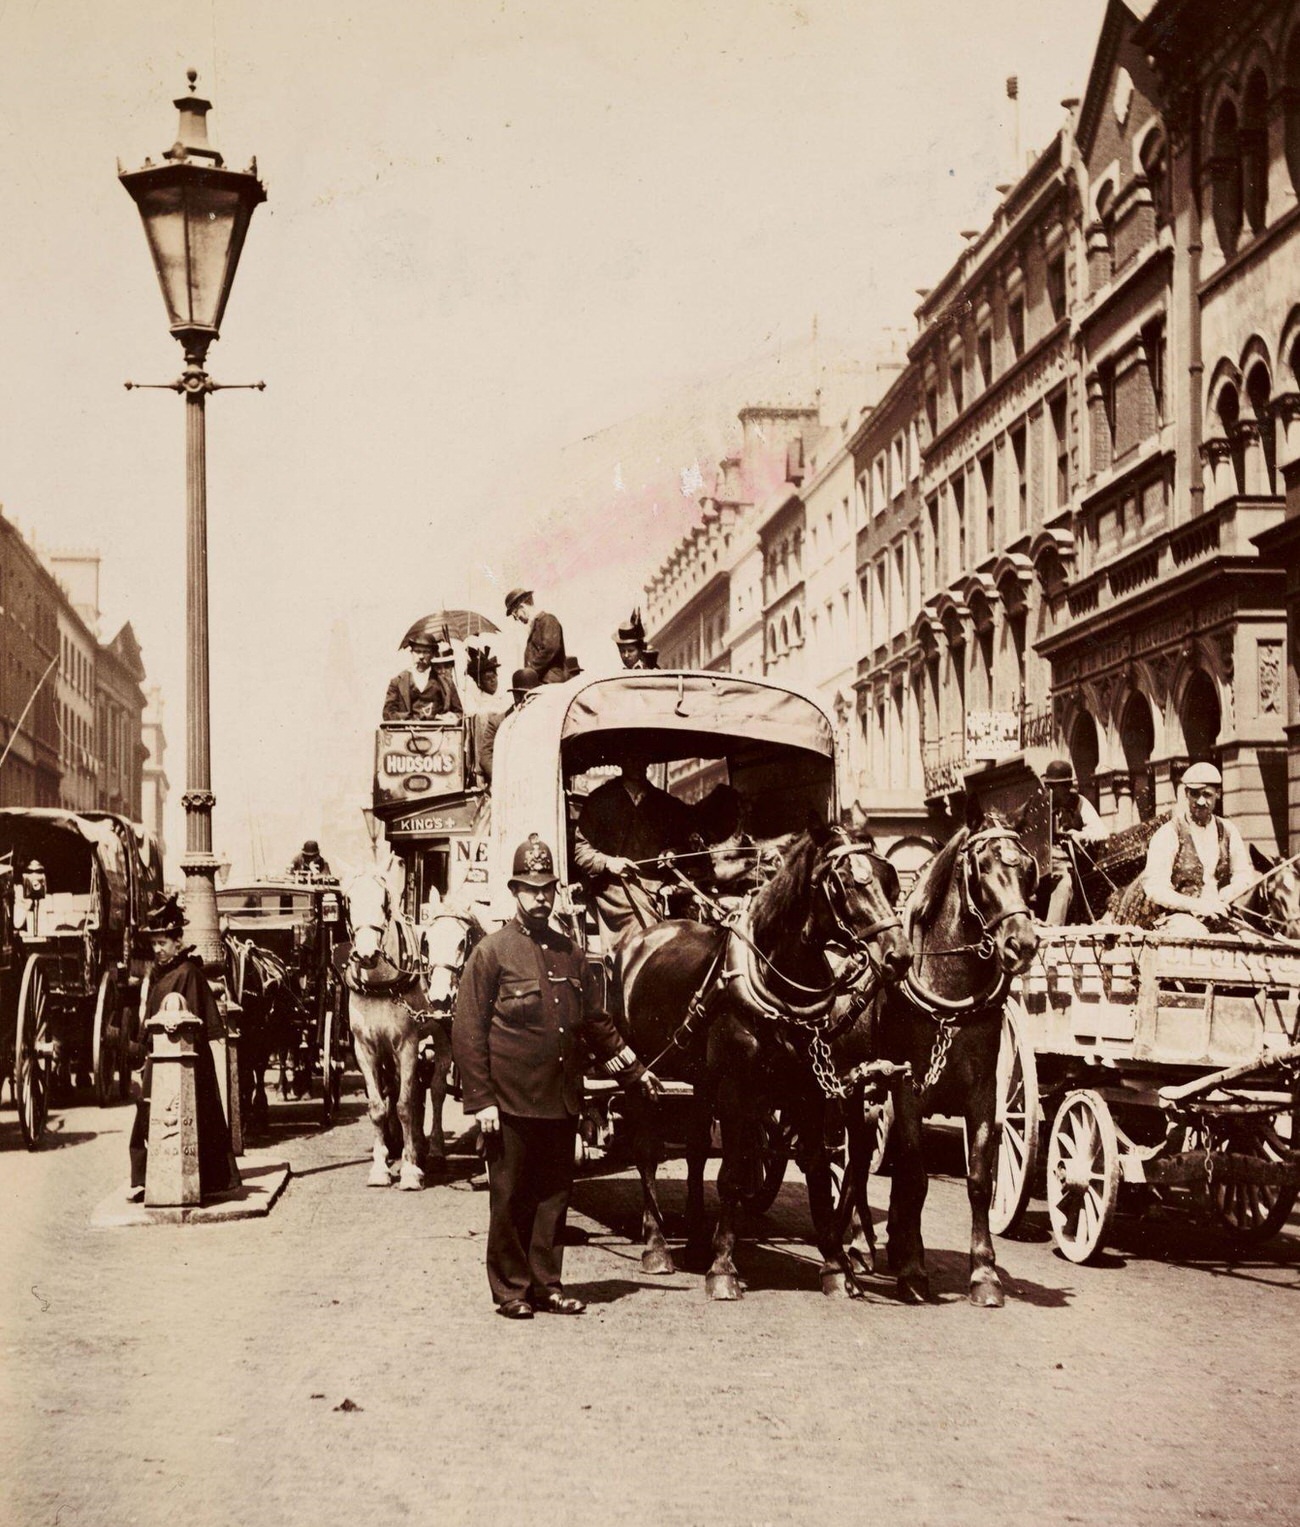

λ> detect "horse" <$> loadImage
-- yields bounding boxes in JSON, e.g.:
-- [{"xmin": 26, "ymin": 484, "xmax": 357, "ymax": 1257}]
[
  {"xmin": 876, "ymin": 800, "xmax": 1040, "ymax": 1307},
  {"xmin": 615, "ymin": 820, "xmax": 913, "ymax": 1299},
  {"xmin": 339, "ymin": 869, "xmax": 429, "ymax": 1190},
  {"xmin": 222, "ymin": 935, "xmax": 297, "ymax": 1135},
  {"xmin": 414, "ymin": 903, "xmax": 483, "ymax": 1167}
]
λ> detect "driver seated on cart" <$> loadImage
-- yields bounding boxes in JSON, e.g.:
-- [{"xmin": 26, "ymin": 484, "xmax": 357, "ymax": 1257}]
[
  {"xmin": 1140, "ymin": 762, "xmax": 1255, "ymax": 934},
  {"xmin": 1041, "ymin": 759, "xmax": 1106, "ymax": 924}
]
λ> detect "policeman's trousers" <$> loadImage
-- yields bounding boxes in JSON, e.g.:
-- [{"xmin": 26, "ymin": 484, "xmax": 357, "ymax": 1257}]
[{"xmin": 485, "ymin": 1113, "xmax": 577, "ymax": 1305}]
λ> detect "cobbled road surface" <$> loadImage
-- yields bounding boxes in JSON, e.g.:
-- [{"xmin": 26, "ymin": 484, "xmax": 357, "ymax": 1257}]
[{"xmin": 2, "ymin": 1083, "xmax": 1298, "ymax": 1527}]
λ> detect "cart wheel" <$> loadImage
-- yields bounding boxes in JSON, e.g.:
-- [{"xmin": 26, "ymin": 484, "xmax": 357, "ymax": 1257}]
[
  {"xmin": 1207, "ymin": 1118, "xmax": 1299, "ymax": 1246},
  {"xmin": 91, "ymin": 969, "xmax": 121, "ymax": 1108},
  {"xmin": 990, "ymin": 998, "xmax": 1041, "ymax": 1237},
  {"xmin": 1047, "ymin": 1089, "xmax": 1120, "ymax": 1263},
  {"xmin": 116, "ymin": 998, "xmax": 136, "ymax": 1102},
  {"xmin": 16, "ymin": 956, "xmax": 50, "ymax": 1150},
  {"xmin": 744, "ymin": 1106, "xmax": 793, "ymax": 1215}
]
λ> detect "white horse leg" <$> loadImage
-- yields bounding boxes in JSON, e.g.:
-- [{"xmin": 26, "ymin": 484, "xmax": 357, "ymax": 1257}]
[
  {"xmin": 349, "ymin": 1014, "xmax": 393, "ymax": 1189},
  {"xmin": 396, "ymin": 1034, "xmax": 424, "ymax": 1191}
]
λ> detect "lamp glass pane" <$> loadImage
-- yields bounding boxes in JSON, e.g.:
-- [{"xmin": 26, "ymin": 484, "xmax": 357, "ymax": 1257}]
[
  {"xmin": 183, "ymin": 179, "xmax": 247, "ymax": 332},
  {"xmin": 134, "ymin": 181, "xmax": 191, "ymax": 329}
]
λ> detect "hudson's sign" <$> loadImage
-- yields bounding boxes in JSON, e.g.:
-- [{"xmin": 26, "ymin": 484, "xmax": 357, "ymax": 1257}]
[{"xmin": 374, "ymin": 724, "xmax": 465, "ymax": 806}]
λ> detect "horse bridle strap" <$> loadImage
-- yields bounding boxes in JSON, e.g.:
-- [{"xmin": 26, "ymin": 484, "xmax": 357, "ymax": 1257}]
[
  {"xmin": 960, "ymin": 829, "xmax": 1033, "ymax": 940},
  {"xmin": 820, "ymin": 843, "xmax": 903, "ymax": 944}
]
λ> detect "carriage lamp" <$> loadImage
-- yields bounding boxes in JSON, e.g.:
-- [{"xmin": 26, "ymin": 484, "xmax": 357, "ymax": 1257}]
[
  {"xmin": 120, "ymin": 74, "xmax": 266, "ymax": 972},
  {"xmin": 21, "ymin": 861, "xmax": 47, "ymax": 904}
]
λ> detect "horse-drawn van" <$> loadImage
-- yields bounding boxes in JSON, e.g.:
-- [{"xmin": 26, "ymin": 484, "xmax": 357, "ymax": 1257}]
[{"xmin": 0, "ymin": 807, "xmax": 158, "ymax": 1143}]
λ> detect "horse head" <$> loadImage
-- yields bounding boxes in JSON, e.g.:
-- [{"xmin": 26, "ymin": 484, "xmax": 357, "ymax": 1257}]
[
  {"xmin": 1251, "ymin": 844, "xmax": 1300, "ymax": 940},
  {"xmin": 806, "ymin": 822, "xmax": 912, "ymax": 984},
  {"xmin": 958, "ymin": 800, "xmax": 1040, "ymax": 974},
  {"xmin": 343, "ymin": 870, "xmax": 394, "ymax": 970},
  {"xmin": 419, "ymin": 907, "xmax": 481, "ymax": 1009}
]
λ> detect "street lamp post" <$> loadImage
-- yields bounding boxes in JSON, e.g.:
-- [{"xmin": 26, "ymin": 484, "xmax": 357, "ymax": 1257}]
[{"xmin": 120, "ymin": 73, "xmax": 266, "ymax": 969}]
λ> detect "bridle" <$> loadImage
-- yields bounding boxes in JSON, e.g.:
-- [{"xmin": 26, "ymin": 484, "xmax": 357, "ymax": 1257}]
[
  {"xmin": 419, "ymin": 910, "xmax": 475, "ymax": 1011},
  {"xmin": 814, "ymin": 841, "xmax": 903, "ymax": 952},
  {"xmin": 957, "ymin": 828, "xmax": 1036, "ymax": 954},
  {"xmin": 903, "ymin": 826, "xmax": 1037, "ymax": 1020},
  {"xmin": 343, "ymin": 881, "xmax": 421, "ymax": 997}
]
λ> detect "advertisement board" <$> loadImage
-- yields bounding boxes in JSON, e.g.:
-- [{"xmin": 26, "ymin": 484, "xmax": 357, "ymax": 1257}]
[{"xmin": 374, "ymin": 724, "xmax": 465, "ymax": 807}]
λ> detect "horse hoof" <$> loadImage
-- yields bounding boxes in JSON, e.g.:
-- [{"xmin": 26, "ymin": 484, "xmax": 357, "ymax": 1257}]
[
  {"xmin": 705, "ymin": 1273, "xmax": 743, "ymax": 1301},
  {"xmin": 820, "ymin": 1269, "xmax": 849, "ymax": 1299},
  {"xmin": 387, "ymin": 1159, "xmax": 402, "ymax": 1179},
  {"xmin": 398, "ymin": 1163, "xmax": 425, "ymax": 1192},
  {"xmin": 641, "ymin": 1247, "xmax": 676, "ymax": 1276},
  {"xmin": 970, "ymin": 1279, "xmax": 1005, "ymax": 1309},
  {"xmin": 367, "ymin": 1162, "xmax": 391, "ymax": 1188},
  {"xmin": 896, "ymin": 1274, "xmax": 932, "ymax": 1305}
]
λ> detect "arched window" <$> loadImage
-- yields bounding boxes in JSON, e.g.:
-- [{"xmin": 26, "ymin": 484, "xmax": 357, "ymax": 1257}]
[
  {"xmin": 1217, "ymin": 380, "xmax": 1246, "ymax": 494},
  {"xmin": 1140, "ymin": 129, "xmax": 1169, "ymax": 230},
  {"xmin": 791, "ymin": 607, "xmax": 802, "ymax": 645},
  {"xmin": 1211, "ymin": 99, "xmax": 1243, "ymax": 258},
  {"xmin": 779, "ymin": 616, "xmax": 789, "ymax": 651},
  {"xmin": 1286, "ymin": 32, "xmax": 1300, "ymax": 196},
  {"xmin": 1245, "ymin": 362, "xmax": 1276, "ymax": 492},
  {"xmin": 1242, "ymin": 69, "xmax": 1270, "ymax": 235}
]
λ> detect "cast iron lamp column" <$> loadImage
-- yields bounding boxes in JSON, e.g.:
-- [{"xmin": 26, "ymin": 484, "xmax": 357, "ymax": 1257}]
[{"xmin": 120, "ymin": 73, "xmax": 266, "ymax": 968}]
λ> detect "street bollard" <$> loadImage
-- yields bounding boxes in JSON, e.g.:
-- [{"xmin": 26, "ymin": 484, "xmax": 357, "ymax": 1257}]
[
  {"xmin": 144, "ymin": 993, "xmax": 203, "ymax": 1208},
  {"xmin": 225, "ymin": 1021, "xmax": 244, "ymax": 1157}
]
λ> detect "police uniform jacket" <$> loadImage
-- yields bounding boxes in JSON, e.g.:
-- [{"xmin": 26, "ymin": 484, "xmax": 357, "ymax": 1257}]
[
  {"xmin": 522, "ymin": 612, "xmax": 567, "ymax": 685},
  {"xmin": 453, "ymin": 917, "xmax": 642, "ymax": 1118}
]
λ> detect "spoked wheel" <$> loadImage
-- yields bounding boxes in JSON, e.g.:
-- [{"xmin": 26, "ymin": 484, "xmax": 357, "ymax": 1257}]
[
  {"xmin": 320, "ymin": 985, "xmax": 344, "ymax": 1128},
  {"xmin": 990, "ymin": 998, "xmax": 1041, "ymax": 1236},
  {"xmin": 1206, "ymin": 1115, "xmax": 1299, "ymax": 1246},
  {"xmin": 1047, "ymin": 1089, "xmax": 1120, "ymax": 1264},
  {"xmin": 16, "ymin": 956, "xmax": 51, "ymax": 1149},
  {"xmin": 91, "ymin": 968, "xmax": 121, "ymax": 1108},
  {"xmin": 745, "ymin": 1107, "xmax": 793, "ymax": 1215}
]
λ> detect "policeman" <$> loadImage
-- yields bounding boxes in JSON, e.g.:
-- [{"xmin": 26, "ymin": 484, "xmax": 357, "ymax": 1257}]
[{"xmin": 453, "ymin": 834, "xmax": 661, "ymax": 1319}]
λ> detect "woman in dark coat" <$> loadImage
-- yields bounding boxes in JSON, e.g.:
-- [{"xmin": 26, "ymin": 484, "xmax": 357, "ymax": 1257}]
[{"xmin": 127, "ymin": 896, "xmax": 239, "ymax": 1201}]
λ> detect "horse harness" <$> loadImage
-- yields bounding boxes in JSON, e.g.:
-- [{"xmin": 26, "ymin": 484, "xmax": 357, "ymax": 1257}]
[
  {"xmin": 644, "ymin": 843, "xmax": 899, "ymax": 1099},
  {"xmin": 903, "ymin": 826, "xmax": 1035, "ymax": 1107}
]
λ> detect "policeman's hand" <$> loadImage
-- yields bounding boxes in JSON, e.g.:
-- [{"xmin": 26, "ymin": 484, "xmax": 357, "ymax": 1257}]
[
  {"xmin": 634, "ymin": 1070, "xmax": 664, "ymax": 1101},
  {"xmin": 475, "ymin": 1105, "xmax": 501, "ymax": 1136}
]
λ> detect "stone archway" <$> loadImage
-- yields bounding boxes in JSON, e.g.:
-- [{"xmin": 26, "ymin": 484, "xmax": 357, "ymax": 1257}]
[
  {"xmin": 1120, "ymin": 691, "xmax": 1157, "ymax": 822},
  {"xmin": 1180, "ymin": 667, "xmax": 1222, "ymax": 764},
  {"xmin": 1069, "ymin": 711, "xmax": 1101, "ymax": 808}
]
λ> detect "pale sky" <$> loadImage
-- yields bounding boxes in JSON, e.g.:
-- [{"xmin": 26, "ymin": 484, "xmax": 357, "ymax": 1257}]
[{"xmin": 0, "ymin": 0, "xmax": 1105, "ymax": 875}]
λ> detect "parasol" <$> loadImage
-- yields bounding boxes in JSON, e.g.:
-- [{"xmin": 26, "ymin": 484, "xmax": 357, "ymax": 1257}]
[{"xmin": 401, "ymin": 610, "xmax": 500, "ymax": 647}]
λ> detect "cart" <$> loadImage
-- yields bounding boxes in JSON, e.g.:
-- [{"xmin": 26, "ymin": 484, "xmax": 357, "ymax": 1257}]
[
  {"xmin": 478, "ymin": 669, "xmax": 843, "ymax": 1169},
  {"xmin": 989, "ymin": 924, "xmax": 1300, "ymax": 1262},
  {"xmin": 217, "ymin": 875, "xmax": 350, "ymax": 1124},
  {"xmin": 0, "ymin": 808, "xmax": 145, "ymax": 1131}
]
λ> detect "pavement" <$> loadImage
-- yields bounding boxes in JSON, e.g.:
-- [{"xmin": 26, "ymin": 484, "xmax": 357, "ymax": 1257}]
[{"xmin": 3, "ymin": 1081, "xmax": 1300, "ymax": 1527}]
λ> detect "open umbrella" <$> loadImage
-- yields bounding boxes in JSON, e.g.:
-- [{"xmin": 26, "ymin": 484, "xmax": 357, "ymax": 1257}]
[{"xmin": 401, "ymin": 610, "xmax": 500, "ymax": 647}]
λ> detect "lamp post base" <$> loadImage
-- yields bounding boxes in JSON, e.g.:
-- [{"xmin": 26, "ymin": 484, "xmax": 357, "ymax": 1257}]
[{"xmin": 180, "ymin": 852, "xmax": 224, "ymax": 974}]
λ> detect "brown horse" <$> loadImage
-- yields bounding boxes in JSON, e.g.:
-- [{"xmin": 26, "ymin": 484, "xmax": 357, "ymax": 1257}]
[
  {"xmin": 615, "ymin": 821, "xmax": 913, "ymax": 1299},
  {"xmin": 878, "ymin": 802, "xmax": 1040, "ymax": 1307}
]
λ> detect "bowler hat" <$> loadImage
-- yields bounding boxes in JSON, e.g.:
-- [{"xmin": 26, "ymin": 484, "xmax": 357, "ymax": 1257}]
[
  {"xmin": 145, "ymin": 894, "xmax": 185, "ymax": 935},
  {"xmin": 1043, "ymin": 759, "xmax": 1075, "ymax": 784},
  {"xmin": 509, "ymin": 834, "xmax": 559, "ymax": 887},
  {"xmin": 504, "ymin": 588, "xmax": 532, "ymax": 617},
  {"xmin": 564, "ymin": 656, "xmax": 583, "ymax": 679},
  {"xmin": 510, "ymin": 667, "xmax": 540, "ymax": 695},
  {"xmin": 1182, "ymin": 761, "xmax": 1223, "ymax": 788},
  {"xmin": 303, "ymin": 839, "xmax": 319, "ymax": 853}
]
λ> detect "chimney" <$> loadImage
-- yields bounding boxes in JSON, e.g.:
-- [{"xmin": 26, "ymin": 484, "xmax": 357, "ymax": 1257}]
[{"xmin": 48, "ymin": 552, "xmax": 101, "ymax": 633}]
